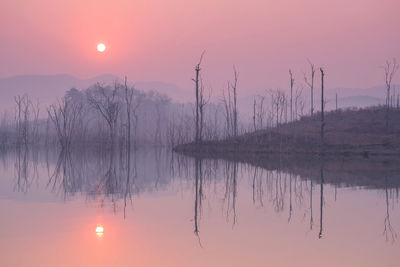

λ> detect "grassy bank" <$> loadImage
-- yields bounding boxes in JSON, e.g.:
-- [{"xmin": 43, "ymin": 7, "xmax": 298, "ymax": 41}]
[{"xmin": 174, "ymin": 106, "xmax": 400, "ymax": 156}]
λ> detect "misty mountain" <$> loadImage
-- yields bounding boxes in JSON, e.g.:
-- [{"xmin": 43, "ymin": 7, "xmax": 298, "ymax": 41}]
[
  {"xmin": 325, "ymin": 95, "xmax": 384, "ymax": 110},
  {"xmin": 0, "ymin": 74, "xmax": 395, "ymax": 120},
  {"xmin": 0, "ymin": 74, "xmax": 189, "ymax": 114}
]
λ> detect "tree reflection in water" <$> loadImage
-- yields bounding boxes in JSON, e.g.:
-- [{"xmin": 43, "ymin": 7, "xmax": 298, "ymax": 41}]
[{"xmin": 8, "ymin": 147, "xmax": 400, "ymax": 244}]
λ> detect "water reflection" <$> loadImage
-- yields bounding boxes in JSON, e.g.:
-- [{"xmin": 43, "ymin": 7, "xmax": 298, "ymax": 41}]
[
  {"xmin": 96, "ymin": 224, "xmax": 104, "ymax": 238},
  {"xmin": 319, "ymin": 159, "xmax": 324, "ymax": 239},
  {"xmin": 14, "ymin": 145, "xmax": 39, "ymax": 193},
  {"xmin": 383, "ymin": 177, "xmax": 398, "ymax": 243},
  {"xmin": 5, "ymin": 147, "xmax": 400, "ymax": 244}
]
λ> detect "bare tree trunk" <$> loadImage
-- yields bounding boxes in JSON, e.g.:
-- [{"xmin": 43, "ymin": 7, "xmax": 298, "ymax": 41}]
[
  {"xmin": 47, "ymin": 97, "xmax": 83, "ymax": 150},
  {"xmin": 253, "ymin": 98, "xmax": 256, "ymax": 131},
  {"xmin": 335, "ymin": 93, "xmax": 338, "ymax": 111},
  {"xmin": 86, "ymin": 83, "xmax": 122, "ymax": 150},
  {"xmin": 195, "ymin": 66, "xmax": 200, "ymax": 143},
  {"xmin": 383, "ymin": 58, "xmax": 399, "ymax": 131},
  {"xmin": 304, "ymin": 60, "xmax": 315, "ymax": 116},
  {"xmin": 232, "ymin": 67, "xmax": 238, "ymax": 137},
  {"xmin": 320, "ymin": 68, "xmax": 325, "ymax": 152},
  {"xmin": 124, "ymin": 77, "xmax": 132, "ymax": 153},
  {"xmin": 289, "ymin": 69, "xmax": 294, "ymax": 122},
  {"xmin": 193, "ymin": 52, "xmax": 205, "ymax": 143}
]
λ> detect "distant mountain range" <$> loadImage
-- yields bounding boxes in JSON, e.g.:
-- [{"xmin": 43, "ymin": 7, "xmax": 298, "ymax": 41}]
[
  {"xmin": 0, "ymin": 74, "xmax": 395, "ymax": 117},
  {"xmin": 0, "ymin": 74, "xmax": 190, "ymax": 114}
]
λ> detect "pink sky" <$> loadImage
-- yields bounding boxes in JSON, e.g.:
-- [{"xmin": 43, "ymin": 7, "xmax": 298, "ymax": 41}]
[{"xmin": 1, "ymin": 0, "xmax": 399, "ymax": 92}]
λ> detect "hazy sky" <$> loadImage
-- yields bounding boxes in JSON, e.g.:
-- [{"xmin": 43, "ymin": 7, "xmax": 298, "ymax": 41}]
[{"xmin": 1, "ymin": 0, "xmax": 399, "ymax": 93}]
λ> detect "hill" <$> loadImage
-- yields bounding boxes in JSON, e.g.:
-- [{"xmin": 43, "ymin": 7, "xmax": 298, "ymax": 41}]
[{"xmin": 174, "ymin": 106, "xmax": 400, "ymax": 156}]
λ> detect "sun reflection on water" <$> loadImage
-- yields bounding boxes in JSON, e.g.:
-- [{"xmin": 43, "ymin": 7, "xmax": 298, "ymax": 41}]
[{"xmin": 96, "ymin": 224, "xmax": 104, "ymax": 237}]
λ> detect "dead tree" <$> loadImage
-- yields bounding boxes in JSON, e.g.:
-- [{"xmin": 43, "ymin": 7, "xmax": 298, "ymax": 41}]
[
  {"xmin": 124, "ymin": 77, "xmax": 144, "ymax": 149},
  {"xmin": 254, "ymin": 95, "xmax": 267, "ymax": 130},
  {"xmin": 14, "ymin": 95, "xmax": 29, "ymax": 146},
  {"xmin": 31, "ymin": 100, "xmax": 40, "ymax": 145},
  {"xmin": 335, "ymin": 93, "xmax": 338, "ymax": 111},
  {"xmin": 222, "ymin": 84, "xmax": 233, "ymax": 137},
  {"xmin": 154, "ymin": 93, "xmax": 170, "ymax": 146},
  {"xmin": 289, "ymin": 69, "xmax": 294, "ymax": 121},
  {"xmin": 14, "ymin": 95, "xmax": 38, "ymax": 147},
  {"xmin": 124, "ymin": 77, "xmax": 132, "ymax": 152},
  {"xmin": 304, "ymin": 60, "xmax": 316, "ymax": 116},
  {"xmin": 294, "ymin": 86, "xmax": 304, "ymax": 121},
  {"xmin": 320, "ymin": 68, "xmax": 325, "ymax": 151},
  {"xmin": 229, "ymin": 66, "xmax": 239, "ymax": 136},
  {"xmin": 222, "ymin": 67, "xmax": 239, "ymax": 137},
  {"xmin": 270, "ymin": 89, "xmax": 286, "ymax": 127},
  {"xmin": 253, "ymin": 98, "xmax": 256, "ymax": 131},
  {"xmin": 193, "ymin": 52, "xmax": 205, "ymax": 143},
  {"xmin": 383, "ymin": 58, "xmax": 399, "ymax": 130},
  {"xmin": 198, "ymin": 78, "xmax": 211, "ymax": 141},
  {"xmin": 47, "ymin": 96, "xmax": 83, "ymax": 150},
  {"xmin": 86, "ymin": 83, "xmax": 122, "ymax": 150}
]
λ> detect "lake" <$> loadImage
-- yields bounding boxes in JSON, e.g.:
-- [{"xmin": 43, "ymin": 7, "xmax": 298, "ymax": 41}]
[{"xmin": 0, "ymin": 148, "xmax": 399, "ymax": 267}]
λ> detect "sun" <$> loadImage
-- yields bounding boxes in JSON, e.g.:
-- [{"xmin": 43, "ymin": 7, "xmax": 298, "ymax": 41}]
[{"xmin": 97, "ymin": 43, "xmax": 106, "ymax": 53}]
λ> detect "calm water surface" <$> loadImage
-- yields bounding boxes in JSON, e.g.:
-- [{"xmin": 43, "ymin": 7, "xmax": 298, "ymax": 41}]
[{"xmin": 0, "ymin": 148, "xmax": 399, "ymax": 267}]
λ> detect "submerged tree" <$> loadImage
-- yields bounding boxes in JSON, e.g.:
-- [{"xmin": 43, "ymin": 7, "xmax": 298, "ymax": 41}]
[
  {"xmin": 230, "ymin": 66, "xmax": 239, "ymax": 137},
  {"xmin": 304, "ymin": 59, "xmax": 316, "ymax": 116},
  {"xmin": 86, "ymin": 83, "xmax": 122, "ymax": 149},
  {"xmin": 14, "ymin": 95, "xmax": 39, "ymax": 147},
  {"xmin": 47, "ymin": 96, "xmax": 83, "ymax": 150},
  {"xmin": 289, "ymin": 69, "xmax": 294, "ymax": 121},
  {"xmin": 198, "ymin": 78, "xmax": 211, "ymax": 142},
  {"xmin": 193, "ymin": 52, "xmax": 205, "ymax": 143},
  {"xmin": 222, "ymin": 66, "xmax": 239, "ymax": 137},
  {"xmin": 383, "ymin": 58, "xmax": 399, "ymax": 130},
  {"xmin": 320, "ymin": 68, "xmax": 325, "ymax": 151}
]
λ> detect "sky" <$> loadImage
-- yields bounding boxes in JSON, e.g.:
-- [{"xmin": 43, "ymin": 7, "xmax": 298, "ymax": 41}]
[{"xmin": 1, "ymin": 0, "xmax": 399, "ymax": 94}]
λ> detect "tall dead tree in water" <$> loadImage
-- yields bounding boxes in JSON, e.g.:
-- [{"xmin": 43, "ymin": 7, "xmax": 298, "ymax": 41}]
[
  {"xmin": 47, "ymin": 97, "xmax": 83, "ymax": 150},
  {"xmin": 253, "ymin": 98, "xmax": 256, "ymax": 131},
  {"xmin": 335, "ymin": 93, "xmax": 338, "ymax": 111},
  {"xmin": 87, "ymin": 83, "xmax": 122, "ymax": 150},
  {"xmin": 124, "ymin": 77, "xmax": 132, "ymax": 152},
  {"xmin": 320, "ymin": 68, "xmax": 325, "ymax": 151},
  {"xmin": 289, "ymin": 69, "xmax": 294, "ymax": 121},
  {"xmin": 383, "ymin": 58, "xmax": 399, "ymax": 130},
  {"xmin": 193, "ymin": 52, "xmax": 205, "ymax": 143},
  {"xmin": 230, "ymin": 66, "xmax": 239, "ymax": 136},
  {"xmin": 124, "ymin": 77, "xmax": 144, "ymax": 149},
  {"xmin": 198, "ymin": 78, "xmax": 211, "ymax": 141},
  {"xmin": 14, "ymin": 95, "xmax": 31, "ymax": 147},
  {"xmin": 222, "ymin": 66, "xmax": 239, "ymax": 137},
  {"xmin": 304, "ymin": 60, "xmax": 316, "ymax": 116},
  {"xmin": 14, "ymin": 95, "xmax": 40, "ymax": 147}
]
